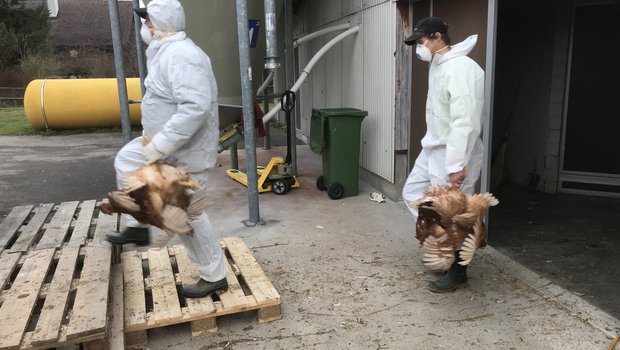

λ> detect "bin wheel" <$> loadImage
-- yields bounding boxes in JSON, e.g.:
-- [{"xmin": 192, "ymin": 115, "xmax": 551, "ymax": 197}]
[
  {"xmin": 272, "ymin": 179, "xmax": 291, "ymax": 195},
  {"xmin": 316, "ymin": 176, "xmax": 327, "ymax": 191},
  {"xmin": 327, "ymin": 183, "xmax": 344, "ymax": 200}
]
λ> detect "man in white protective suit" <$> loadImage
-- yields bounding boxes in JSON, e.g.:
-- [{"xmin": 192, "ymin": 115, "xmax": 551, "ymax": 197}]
[
  {"xmin": 105, "ymin": 0, "xmax": 228, "ymax": 298},
  {"xmin": 402, "ymin": 17, "xmax": 485, "ymax": 293}
]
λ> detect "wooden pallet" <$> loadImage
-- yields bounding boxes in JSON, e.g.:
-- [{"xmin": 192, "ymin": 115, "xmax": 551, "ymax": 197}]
[
  {"xmin": 0, "ymin": 201, "xmax": 117, "ymax": 350},
  {"xmin": 121, "ymin": 236, "xmax": 281, "ymax": 347}
]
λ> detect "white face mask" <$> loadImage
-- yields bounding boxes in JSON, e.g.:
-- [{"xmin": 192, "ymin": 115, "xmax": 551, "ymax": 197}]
[
  {"xmin": 415, "ymin": 43, "xmax": 433, "ymax": 62},
  {"xmin": 140, "ymin": 25, "xmax": 152, "ymax": 45}
]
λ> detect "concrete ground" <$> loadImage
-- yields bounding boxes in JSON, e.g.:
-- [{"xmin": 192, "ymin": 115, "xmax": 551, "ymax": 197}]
[{"xmin": 0, "ymin": 132, "xmax": 619, "ymax": 349}]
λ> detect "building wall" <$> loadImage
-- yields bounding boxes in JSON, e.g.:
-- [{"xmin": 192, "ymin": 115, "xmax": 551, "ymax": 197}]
[
  {"xmin": 294, "ymin": 0, "xmax": 397, "ymax": 182},
  {"xmin": 183, "ymin": 0, "xmax": 268, "ymax": 105}
]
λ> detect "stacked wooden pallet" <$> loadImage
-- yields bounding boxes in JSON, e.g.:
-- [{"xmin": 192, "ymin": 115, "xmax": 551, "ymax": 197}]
[
  {"xmin": 1, "ymin": 201, "xmax": 282, "ymax": 349},
  {"xmin": 0, "ymin": 201, "xmax": 118, "ymax": 350}
]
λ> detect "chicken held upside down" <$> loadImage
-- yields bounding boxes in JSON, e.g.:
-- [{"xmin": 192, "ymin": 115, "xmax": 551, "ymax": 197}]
[{"xmin": 412, "ymin": 185, "xmax": 498, "ymax": 271}]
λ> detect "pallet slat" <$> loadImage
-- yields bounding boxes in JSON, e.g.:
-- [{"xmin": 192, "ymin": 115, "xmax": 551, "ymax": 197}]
[
  {"xmin": 109, "ymin": 264, "xmax": 125, "ymax": 350},
  {"xmin": 65, "ymin": 246, "xmax": 111, "ymax": 341},
  {"xmin": 222, "ymin": 237, "xmax": 280, "ymax": 305},
  {"xmin": 29, "ymin": 247, "xmax": 80, "ymax": 347},
  {"xmin": 122, "ymin": 251, "xmax": 147, "ymax": 329},
  {"xmin": 36, "ymin": 201, "xmax": 79, "ymax": 250},
  {"xmin": 90, "ymin": 212, "xmax": 118, "ymax": 247},
  {"xmin": 0, "ymin": 205, "xmax": 33, "ymax": 253},
  {"xmin": 218, "ymin": 258, "xmax": 249, "ymax": 310},
  {"xmin": 148, "ymin": 248, "xmax": 182, "ymax": 323},
  {"xmin": 68, "ymin": 200, "xmax": 96, "ymax": 247},
  {"xmin": 0, "ymin": 252, "xmax": 21, "ymax": 291},
  {"xmin": 0, "ymin": 248, "xmax": 55, "ymax": 350},
  {"xmin": 9, "ymin": 204, "xmax": 54, "ymax": 253}
]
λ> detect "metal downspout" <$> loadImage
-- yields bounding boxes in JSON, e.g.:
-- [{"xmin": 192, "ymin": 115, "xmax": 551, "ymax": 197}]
[
  {"xmin": 236, "ymin": 0, "xmax": 262, "ymax": 226},
  {"xmin": 108, "ymin": 0, "xmax": 132, "ymax": 144},
  {"xmin": 263, "ymin": 0, "xmax": 280, "ymax": 70}
]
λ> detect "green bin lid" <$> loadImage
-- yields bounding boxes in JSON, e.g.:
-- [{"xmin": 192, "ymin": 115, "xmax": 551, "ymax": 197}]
[{"xmin": 312, "ymin": 108, "xmax": 368, "ymax": 117}]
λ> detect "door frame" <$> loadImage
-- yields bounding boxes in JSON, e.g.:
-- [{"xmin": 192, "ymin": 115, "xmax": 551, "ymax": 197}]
[{"xmin": 558, "ymin": 1, "xmax": 620, "ymax": 197}]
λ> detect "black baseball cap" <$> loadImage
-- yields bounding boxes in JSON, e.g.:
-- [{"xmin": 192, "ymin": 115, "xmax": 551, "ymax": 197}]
[
  {"xmin": 134, "ymin": 7, "xmax": 148, "ymax": 19},
  {"xmin": 404, "ymin": 17, "xmax": 449, "ymax": 45}
]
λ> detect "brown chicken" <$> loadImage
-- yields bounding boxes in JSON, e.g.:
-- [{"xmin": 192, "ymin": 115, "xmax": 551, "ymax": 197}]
[
  {"xmin": 412, "ymin": 185, "xmax": 499, "ymax": 271},
  {"xmin": 100, "ymin": 163, "xmax": 207, "ymax": 236}
]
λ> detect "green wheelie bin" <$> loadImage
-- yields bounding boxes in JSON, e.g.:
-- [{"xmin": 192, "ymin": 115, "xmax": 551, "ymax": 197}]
[{"xmin": 309, "ymin": 108, "xmax": 367, "ymax": 199}]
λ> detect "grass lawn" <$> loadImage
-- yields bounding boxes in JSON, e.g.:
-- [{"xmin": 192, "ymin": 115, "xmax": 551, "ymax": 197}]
[
  {"xmin": 0, "ymin": 107, "xmax": 142, "ymax": 136},
  {"xmin": 0, "ymin": 107, "xmax": 37, "ymax": 135}
]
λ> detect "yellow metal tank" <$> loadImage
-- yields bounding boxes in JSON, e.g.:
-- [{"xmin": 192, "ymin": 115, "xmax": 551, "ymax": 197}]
[{"xmin": 24, "ymin": 78, "xmax": 143, "ymax": 130}]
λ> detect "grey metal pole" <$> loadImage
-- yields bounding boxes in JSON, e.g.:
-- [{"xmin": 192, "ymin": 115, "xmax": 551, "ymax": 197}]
[
  {"xmin": 131, "ymin": 0, "xmax": 147, "ymax": 96},
  {"xmin": 284, "ymin": 0, "xmax": 297, "ymax": 175},
  {"xmin": 108, "ymin": 0, "xmax": 132, "ymax": 144},
  {"xmin": 236, "ymin": 0, "xmax": 261, "ymax": 226}
]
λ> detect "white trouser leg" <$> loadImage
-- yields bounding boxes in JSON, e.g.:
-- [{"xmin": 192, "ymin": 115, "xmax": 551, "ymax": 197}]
[
  {"xmin": 402, "ymin": 140, "xmax": 485, "ymax": 219},
  {"xmin": 402, "ymin": 147, "xmax": 449, "ymax": 220},
  {"xmin": 460, "ymin": 139, "xmax": 484, "ymax": 195},
  {"xmin": 114, "ymin": 137, "xmax": 145, "ymax": 228},
  {"xmin": 177, "ymin": 173, "xmax": 228, "ymax": 282},
  {"xmin": 177, "ymin": 211, "xmax": 228, "ymax": 282}
]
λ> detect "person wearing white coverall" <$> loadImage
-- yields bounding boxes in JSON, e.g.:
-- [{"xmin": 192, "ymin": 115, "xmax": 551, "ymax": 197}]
[
  {"xmin": 402, "ymin": 17, "xmax": 485, "ymax": 293},
  {"xmin": 105, "ymin": 0, "xmax": 228, "ymax": 298}
]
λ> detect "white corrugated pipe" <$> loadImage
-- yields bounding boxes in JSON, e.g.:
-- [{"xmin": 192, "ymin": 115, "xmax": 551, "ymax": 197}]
[
  {"xmin": 262, "ymin": 25, "xmax": 360, "ymax": 124},
  {"xmin": 293, "ymin": 23, "xmax": 351, "ymax": 48},
  {"xmin": 256, "ymin": 70, "xmax": 274, "ymax": 97}
]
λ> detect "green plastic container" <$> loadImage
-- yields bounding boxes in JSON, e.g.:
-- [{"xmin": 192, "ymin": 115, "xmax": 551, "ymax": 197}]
[{"xmin": 310, "ymin": 108, "xmax": 367, "ymax": 199}]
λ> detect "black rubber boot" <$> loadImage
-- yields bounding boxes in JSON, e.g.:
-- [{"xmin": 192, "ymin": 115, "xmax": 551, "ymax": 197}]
[
  {"xmin": 105, "ymin": 227, "xmax": 150, "ymax": 246},
  {"xmin": 182, "ymin": 278, "xmax": 229, "ymax": 298},
  {"xmin": 428, "ymin": 252, "xmax": 468, "ymax": 293}
]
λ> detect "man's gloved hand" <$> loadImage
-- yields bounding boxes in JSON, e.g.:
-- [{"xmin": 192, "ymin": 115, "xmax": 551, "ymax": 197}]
[{"xmin": 143, "ymin": 142, "xmax": 165, "ymax": 164}]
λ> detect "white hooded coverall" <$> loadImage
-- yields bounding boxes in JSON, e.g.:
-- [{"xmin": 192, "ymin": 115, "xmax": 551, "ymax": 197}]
[
  {"xmin": 402, "ymin": 35, "xmax": 485, "ymax": 219},
  {"xmin": 114, "ymin": 0, "xmax": 227, "ymax": 282}
]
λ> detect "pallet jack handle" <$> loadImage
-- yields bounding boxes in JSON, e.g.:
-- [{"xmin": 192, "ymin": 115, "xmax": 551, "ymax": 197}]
[{"xmin": 280, "ymin": 90, "xmax": 295, "ymax": 164}]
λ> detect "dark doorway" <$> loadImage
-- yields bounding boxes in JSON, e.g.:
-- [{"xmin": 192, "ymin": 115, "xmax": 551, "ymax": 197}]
[{"xmin": 561, "ymin": 3, "xmax": 620, "ymax": 193}]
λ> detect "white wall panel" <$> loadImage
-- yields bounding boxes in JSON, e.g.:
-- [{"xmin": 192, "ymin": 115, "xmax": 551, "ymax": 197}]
[
  {"xmin": 325, "ymin": 34, "xmax": 343, "ymax": 107},
  {"xmin": 340, "ymin": 13, "xmax": 364, "ymax": 110},
  {"xmin": 297, "ymin": 42, "xmax": 313, "ymax": 136},
  {"xmin": 311, "ymin": 36, "xmax": 327, "ymax": 112},
  {"xmin": 341, "ymin": 0, "xmax": 363, "ymax": 18},
  {"xmin": 308, "ymin": 0, "xmax": 326, "ymax": 30},
  {"xmin": 325, "ymin": 0, "xmax": 342, "ymax": 24},
  {"xmin": 361, "ymin": 3, "xmax": 395, "ymax": 182},
  {"xmin": 294, "ymin": 0, "xmax": 396, "ymax": 182},
  {"xmin": 363, "ymin": 0, "xmax": 386, "ymax": 8}
]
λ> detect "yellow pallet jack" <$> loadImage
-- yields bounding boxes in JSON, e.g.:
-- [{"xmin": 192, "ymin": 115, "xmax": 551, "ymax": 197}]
[
  {"xmin": 227, "ymin": 156, "xmax": 300, "ymax": 194},
  {"xmin": 224, "ymin": 91, "xmax": 300, "ymax": 195}
]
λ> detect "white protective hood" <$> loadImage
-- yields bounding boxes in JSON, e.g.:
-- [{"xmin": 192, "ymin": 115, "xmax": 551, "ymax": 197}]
[
  {"xmin": 146, "ymin": 0, "xmax": 185, "ymax": 32},
  {"xmin": 423, "ymin": 34, "xmax": 485, "ymax": 174},
  {"xmin": 436, "ymin": 34, "xmax": 478, "ymax": 66}
]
